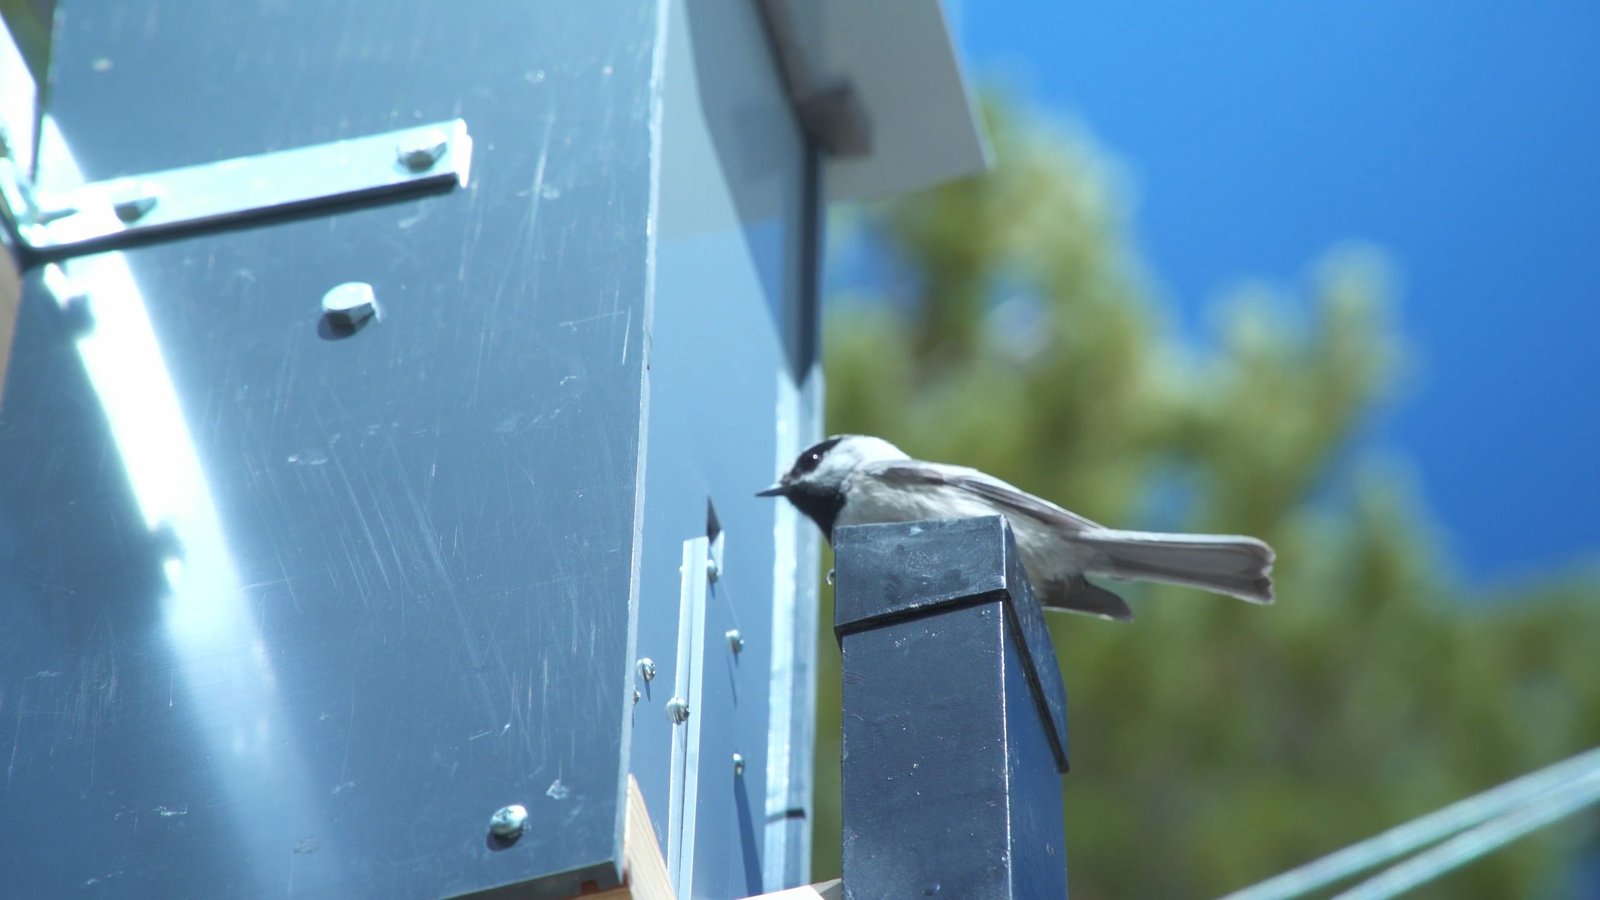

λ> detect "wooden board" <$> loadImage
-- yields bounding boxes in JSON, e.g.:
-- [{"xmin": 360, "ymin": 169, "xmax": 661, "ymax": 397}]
[
  {"xmin": 582, "ymin": 775, "xmax": 675, "ymax": 900},
  {"xmin": 0, "ymin": 251, "xmax": 17, "ymax": 405}
]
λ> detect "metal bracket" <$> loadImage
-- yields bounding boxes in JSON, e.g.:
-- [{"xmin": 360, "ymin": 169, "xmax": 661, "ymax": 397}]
[
  {"xmin": 0, "ymin": 119, "xmax": 472, "ymax": 260},
  {"xmin": 755, "ymin": 0, "xmax": 872, "ymax": 157},
  {"xmin": 666, "ymin": 536, "xmax": 711, "ymax": 899}
]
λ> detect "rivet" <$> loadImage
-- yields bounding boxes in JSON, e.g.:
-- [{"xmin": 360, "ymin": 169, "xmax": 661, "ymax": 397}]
[
  {"xmin": 732, "ymin": 753, "xmax": 745, "ymax": 776},
  {"xmin": 706, "ymin": 557, "xmax": 720, "ymax": 582},
  {"xmin": 396, "ymin": 129, "xmax": 449, "ymax": 171},
  {"xmin": 109, "ymin": 181, "xmax": 159, "ymax": 222},
  {"xmin": 488, "ymin": 804, "xmax": 527, "ymax": 839},
  {"xmin": 725, "ymin": 629, "xmax": 744, "ymax": 654},
  {"xmin": 321, "ymin": 281, "xmax": 378, "ymax": 329},
  {"xmin": 636, "ymin": 658, "xmax": 656, "ymax": 682},
  {"xmin": 665, "ymin": 697, "xmax": 690, "ymax": 725}
]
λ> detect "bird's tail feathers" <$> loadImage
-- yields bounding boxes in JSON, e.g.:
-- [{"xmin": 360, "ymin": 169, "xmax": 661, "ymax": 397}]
[
  {"xmin": 1048, "ymin": 577, "xmax": 1136, "ymax": 622},
  {"xmin": 1075, "ymin": 529, "xmax": 1275, "ymax": 604}
]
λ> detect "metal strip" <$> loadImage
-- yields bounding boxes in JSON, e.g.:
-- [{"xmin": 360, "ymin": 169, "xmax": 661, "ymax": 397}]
[
  {"xmin": 1224, "ymin": 745, "xmax": 1600, "ymax": 900},
  {"xmin": 763, "ymin": 374, "xmax": 806, "ymax": 888},
  {"xmin": 666, "ymin": 536, "xmax": 710, "ymax": 897},
  {"xmin": 762, "ymin": 140, "xmax": 825, "ymax": 892},
  {"xmin": 1335, "ymin": 764, "xmax": 1600, "ymax": 900},
  {"xmin": 2, "ymin": 118, "xmax": 472, "ymax": 258},
  {"xmin": 0, "ymin": 7, "xmax": 41, "ymax": 176}
]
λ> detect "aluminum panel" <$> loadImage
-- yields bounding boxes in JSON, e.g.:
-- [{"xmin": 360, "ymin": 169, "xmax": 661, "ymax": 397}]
[
  {"xmin": 0, "ymin": 2, "xmax": 662, "ymax": 897},
  {"xmin": 627, "ymin": 0, "xmax": 821, "ymax": 896}
]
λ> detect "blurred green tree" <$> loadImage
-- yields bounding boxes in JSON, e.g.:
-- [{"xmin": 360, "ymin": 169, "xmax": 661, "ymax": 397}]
[{"xmin": 812, "ymin": 100, "xmax": 1600, "ymax": 898}]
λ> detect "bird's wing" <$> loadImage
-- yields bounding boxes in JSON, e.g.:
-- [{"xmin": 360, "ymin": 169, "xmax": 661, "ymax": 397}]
[{"xmin": 872, "ymin": 462, "xmax": 1104, "ymax": 535}]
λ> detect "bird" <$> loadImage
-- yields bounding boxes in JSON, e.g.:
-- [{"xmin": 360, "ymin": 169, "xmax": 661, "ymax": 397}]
[{"xmin": 757, "ymin": 435, "xmax": 1274, "ymax": 621}]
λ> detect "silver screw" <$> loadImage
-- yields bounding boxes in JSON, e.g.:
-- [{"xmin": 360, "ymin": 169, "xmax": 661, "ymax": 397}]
[
  {"xmin": 488, "ymin": 804, "xmax": 527, "ymax": 839},
  {"xmin": 632, "ymin": 688, "xmax": 641, "ymax": 704},
  {"xmin": 636, "ymin": 658, "xmax": 656, "ymax": 682},
  {"xmin": 726, "ymin": 629, "xmax": 744, "ymax": 654},
  {"xmin": 706, "ymin": 557, "xmax": 720, "ymax": 582},
  {"xmin": 665, "ymin": 697, "xmax": 690, "ymax": 724},
  {"xmin": 109, "ymin": 181, "xmax": 159, "ymax": 222},
  {"xmin": 732, "ymin": 753, "xmax": 745, "ymax": 776},
  {"xmin": 396, "ymin": 129, "xmax": 449, "ymax": 171},
  {"xmin": 321, "ymin": 282, "xmax": 378, "ymax": 328}
]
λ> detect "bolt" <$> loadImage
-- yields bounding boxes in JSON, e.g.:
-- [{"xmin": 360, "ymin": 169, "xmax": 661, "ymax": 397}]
[
  {"xmin": 636, "ymin": 658, "xmax": 656, "ymax": 683},
  {"xmin": 109, "ymin": 181, "xmax": 159, "ymax": 222},
  {"xmin": 396, "ymin": 129, "xmax": 449, "ymax": 172},
  {"xmin": 726, "ymin": 629, "xmax": 744, "ymax": 654},
  {"xmin": 321, "ymin": 281, "xmax": 378, "ymax": 329},
  {"xmin": 665, "ymin": 697, "xmax": 690, "ymax": 725},
  {"xmin": 632, "ymin": 688, "xmax": 641, "ymax": 704},
  {"xmin": 706, "ymin": 557, "xmax": 720, "ymax": 582},
  {"xmin": 488, "ymin": 804, "xmax": 527, "ymax": 839},
  {"xmin": 732, "ymin": 753, "xmax": 745, "ymax": 776}
]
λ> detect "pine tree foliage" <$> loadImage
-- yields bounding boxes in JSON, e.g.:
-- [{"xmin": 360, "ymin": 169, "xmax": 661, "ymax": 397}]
[{"xmin": 813, "ymin": 101, "xmax": 1600, "ymax": 898}]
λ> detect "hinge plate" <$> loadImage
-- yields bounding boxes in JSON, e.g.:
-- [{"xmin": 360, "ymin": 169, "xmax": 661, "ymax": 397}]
[{"xmin": 1, "ymin": 119, "xmax": 472, "ymax": 260}]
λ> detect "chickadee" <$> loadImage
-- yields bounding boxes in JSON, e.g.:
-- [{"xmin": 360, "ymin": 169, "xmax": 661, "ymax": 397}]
[{"xmin": 758, "ymin": 435, "xmax": 1274, "ymax": 621}]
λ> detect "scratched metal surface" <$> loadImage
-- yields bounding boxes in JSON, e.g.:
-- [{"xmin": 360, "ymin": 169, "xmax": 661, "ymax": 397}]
[
  {"xmin": 0, "ymin": 2, "xmax": 660, "ymax": 897},
  {"xmin": 627, "ymin": 2, "xmax": 821, "ymax": 898}
]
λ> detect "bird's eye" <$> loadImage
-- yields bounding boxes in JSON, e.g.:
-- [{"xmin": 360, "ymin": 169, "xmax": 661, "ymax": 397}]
[{"xmin": 794, "ymin": 437, "xmax": 840, "ymax": 475}]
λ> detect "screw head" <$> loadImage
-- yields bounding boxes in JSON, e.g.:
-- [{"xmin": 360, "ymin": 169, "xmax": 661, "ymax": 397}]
[
  {"xmin": 321, "ymin": 282, "xmax": 378, "ymax": 329},
  {"xmin": 725, "ymin": 629, "xmax": 744, "ymax": 654},
  {"xmin": 396, "ymin": 129, "xmax": 449, "ymax": 171},
  {"xmin": 665, "ymin": 697, "xmax": 690, "ymax": 724},
  {"xmin": 108, "ymin": 180, "xmax": 159, "ymax": 222},
  {"xmin": 488, "ymin": 804, "xmax": 527, "ymax": 839},
  {"xmin": 636, "ymin": 658, "xmax": 656, "ymax": 682},
  {"xmin": 732, "ymin": 753, "xmax": 745, "ymax": 776},
  {"xmin": 706, "ymin": 557, "xmax": 720, "ymax": 582}
]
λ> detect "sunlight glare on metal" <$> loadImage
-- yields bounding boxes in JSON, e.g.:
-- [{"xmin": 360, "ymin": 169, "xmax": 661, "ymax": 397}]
[
  {"xmin": 37, "ymin": 114, "xmax": 327, "ymax": 887},
  {"xmin": 1223, "ymin": 745, "xmax": 1600, "ymax": 900}
]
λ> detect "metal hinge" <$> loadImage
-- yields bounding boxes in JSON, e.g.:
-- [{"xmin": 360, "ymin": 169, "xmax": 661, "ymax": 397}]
[{"xmin": 0, "ymin": 119, "xmax": 473, "ymax": 261}]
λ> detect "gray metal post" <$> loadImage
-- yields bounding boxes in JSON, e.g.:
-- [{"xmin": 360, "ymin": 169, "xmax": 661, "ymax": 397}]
[{"xmin": 833, "ymin": 515, "xmax": 1071, "ymax": 900}]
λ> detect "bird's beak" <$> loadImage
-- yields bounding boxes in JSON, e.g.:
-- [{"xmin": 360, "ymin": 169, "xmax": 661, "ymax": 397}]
[{"xmin": 755, "ymin": 482, "xmax": 788, "ymax": 498}]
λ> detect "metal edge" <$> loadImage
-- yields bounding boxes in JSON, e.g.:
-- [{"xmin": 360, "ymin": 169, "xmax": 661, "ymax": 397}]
[
  {"xmin": 762, "ymin": 143, "xmax": 826, "ymax": 891},
  {"xmin": 667, "ymin": 536, "xmax": 710, "ymax": 896},
  {"xmin": 992, "ymin": 518, "xmax": 1071, "ymax": 773},
  {"xmin": 9, "ymin": 119, "xmax": 472, "ymax": 259},
  {"xmin": 0, "ymin": 11, "xmax": 39, "ymax": 176},
  {"xmin": 614, "ymin": 0, "xmax": 675, "ymax": 889},
  {"xmin": 831, "ymin": 517, "xmax": 1008, "ymax": 633}
]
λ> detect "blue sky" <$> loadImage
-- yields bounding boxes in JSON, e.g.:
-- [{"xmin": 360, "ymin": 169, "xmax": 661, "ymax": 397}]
[{"xmin": 928, "ymin": 1, "xmax": 1600, "ymax": 584}]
